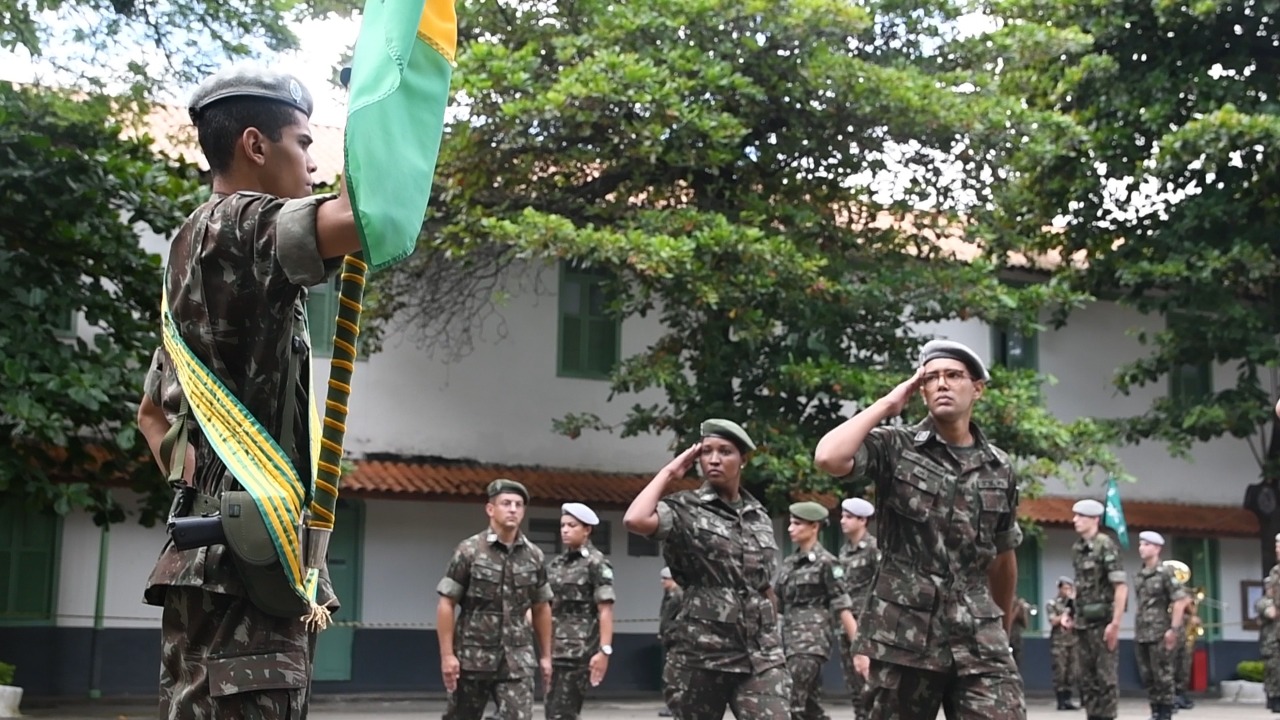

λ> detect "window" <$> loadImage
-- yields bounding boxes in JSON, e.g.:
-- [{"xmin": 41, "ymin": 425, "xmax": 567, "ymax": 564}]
[
  {"xmin": 0, "ymin": 499, "xmax": 59, "ymax": 623},
  {"xmin": 1170, "ymin": 363, "xmax": 1212, "ymax": 405},
  {"xmin": 1172, "ymin": 537, "xmax": 1221, "ymax": 641},
  {"xmin": 1015, "ymin": 533, "xmax": 1042, "ymax": 633},
  {"xmin": 557, "ymin": 264, "xmax": 620, "ymax": 379},
  {"xmin": 992, "ymin": 327, "xmax": 1038, "ymax": 371},
  {"xmin": 628, "ymin": 532, "xmax": 661, "ymax": 557},
  {"xmin": 527, "ymin": 518, "xmax": 560, "ymax": 555},
  {"xmin": 529, "ymin": 518, "xmax": 613, "ymax": 555}
]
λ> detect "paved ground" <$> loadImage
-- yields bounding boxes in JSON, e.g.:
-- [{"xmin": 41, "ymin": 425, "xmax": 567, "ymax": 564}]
[{"xmin": 15, "ymin": 697, "xmax": 1273, "ymax": 720}]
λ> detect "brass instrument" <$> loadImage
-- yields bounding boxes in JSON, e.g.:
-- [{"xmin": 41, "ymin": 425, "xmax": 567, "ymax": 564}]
[
  {"xmin": 1163, "ymin": 560, "xmax": 1191, "ymax": 584},
  {"xmin": 1162, "ymin": 560, "xmax": 1201, "ymax": 644}
]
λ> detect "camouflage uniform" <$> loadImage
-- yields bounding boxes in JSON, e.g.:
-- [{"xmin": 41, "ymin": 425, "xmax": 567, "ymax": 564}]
[
  {"xmin": 546, "ymin": 542, "xmax": 616, "ymax": 720},
  {"xmin": 777, "ymin": 544, "xmax": 853, "ymax": 720},
  {"xmin": 836, "ymin": 535, "xmax": 878, "ymax": 720},
  {"xmin": 1046, "ymin": 597, "xmax": 1078, "ymax": 696},
  {"xmin": 846, "ymin": 419, "xmax": 1025, "ymax": 720},
  {"xmin": 437, "ymin": 529, "xmax": 554, "ymax": 720},
  {"xmin": 1072, "ymin": 533, "xmax": 1126, "ymax": 720},
  {"xmin": 1009, "ymin": 599, "xmax": 1030, "ymax": 669},
  {"xmin": 655, "ymin": 482, "xmax": 790, "ymax": 720},
  {"xmin": 1258, "ymin": 564, "xmax": 1280, "ymax": 703},
  {"xmin": 659, "ymin": 586, "xmax": 684, "ymax": 650},
  {"xmin": 144, "ymin": 192, "xmax": 341, "ymax": 720},
  {"xmin": 1133, "ymin": 563, "xmax": 1187, "ymax": 712}
]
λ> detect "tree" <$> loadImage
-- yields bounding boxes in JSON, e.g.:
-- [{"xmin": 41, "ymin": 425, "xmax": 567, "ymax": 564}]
[
  {"xmin": 373, "ymin": 0, "xmax": 1125, "ymax": 507},
  {"xmin": 0, "ymin": 83, "xmax": 202, "ymax": 524},
  {"xmin": 977, "ymin": 0, "xmax": 1280, "ymax": 568}
]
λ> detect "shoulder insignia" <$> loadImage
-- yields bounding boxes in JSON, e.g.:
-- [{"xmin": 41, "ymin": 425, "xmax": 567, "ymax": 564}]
[
  {"xmin": 915, "ymin": 430, "xmax": 931, "ymax": 443},
  {"xmin": 832, "ymin": 566, "xmax": 845, "ymax": 579}
]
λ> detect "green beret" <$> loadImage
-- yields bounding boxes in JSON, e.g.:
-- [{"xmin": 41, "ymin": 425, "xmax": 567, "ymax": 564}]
[
  {"xmin": 188, "ymin": 64, "xmax": 314, "ymax": 123},
  {"xmin": 699, "ymin": 418, "xmax": 755, "ymax": 452},
  {"xmin": 486, "ymin": 478, "xmax": 529, "ymax": 503},
  {"xmin": 789, "ymin": 501, "xmax": 829, "ymax": 523}
]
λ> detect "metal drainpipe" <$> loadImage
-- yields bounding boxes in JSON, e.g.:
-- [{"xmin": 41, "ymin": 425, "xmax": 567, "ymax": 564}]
[{"xmin": 87, "ymin": 512, "xmax": 110, "ymax": 699}]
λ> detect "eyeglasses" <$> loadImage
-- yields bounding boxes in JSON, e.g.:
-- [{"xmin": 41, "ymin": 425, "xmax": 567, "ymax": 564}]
[{"xmin": 921, "ymin": 369, "xmax": 973, "ymax": 388}]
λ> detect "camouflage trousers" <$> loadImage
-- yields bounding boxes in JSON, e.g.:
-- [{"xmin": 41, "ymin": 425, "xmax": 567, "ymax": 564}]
[
  {"xmin": 838, "ymin": 637, "xmax": 869, "ymax": 720},
  {"xmin": 1134, "ymin": 640, "xmax": 1175, "ymax": 705},
  {"xmin": 545, "ymin": 662, "xmax": 590, "ymax": 720},
  {"xmin": 1076, "ymin": 625, "xmax": 1118, "ymax": 719},
  {"xmin": 1172, "ymin": 641, "xmax": 1190, "ymax": 695},
  {"xmin": 1265, "ymin": 654, "xmax": 1280, "ymax": 699},
  {"xmin": 445, "ymin": 675, "xmax": 534, "ymax": 720},
  {"xmin": 864, "ymin": 660, "xmax": 1025, "ymax": 720},
  {"xmin": 786, "ymin": 655, "xmax": 829, "ymax": 720},
  {"xmin": 662, "ymin": 662, "xmax": 790, "ymax": 720},
  {"xmin": 159, "ymin": 586, "xmax": 316, "ymax": 720},
  {"xmin": 1049, "ymin": 637, "xmax": 1078, "ymax": 693}
]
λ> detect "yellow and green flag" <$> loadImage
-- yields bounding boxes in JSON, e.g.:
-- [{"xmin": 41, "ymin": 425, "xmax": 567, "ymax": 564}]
[{"xmin": 344, "ymin": 0, "xmax": 457, "ymax": 270}]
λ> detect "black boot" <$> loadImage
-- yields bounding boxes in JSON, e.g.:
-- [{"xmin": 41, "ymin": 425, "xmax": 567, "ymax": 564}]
[
  {"xmin": 1056, "ymin": 691, "xmax": 1078, "ymax": 710},
  {"xmin": 1176, "ymin": 693, "xmax": 1193, "ymax": 709},
  {"xmin": 1146, "ymin": 703, "xmax": 1157, "ymax": 720},
  {"xmin": 1269, "ymin": 696, "xmax": 1278, "ymax": 713}
]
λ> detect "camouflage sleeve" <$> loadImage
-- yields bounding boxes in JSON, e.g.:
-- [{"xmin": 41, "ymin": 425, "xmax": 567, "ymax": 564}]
[
  {"xmin": 848, "ymin": 425, "xmax": 895, "ymax": 488},
  {"xmin": 436, "ymin": 544, "xmax": 471, "ymax": 599},
  {"xmin": 993, "ymin": 471, "xmax": 1022, "ymax": 554},
  {"xmin": 532, "ymin": 553, "xmax": 554, "ymax": 604},
  {"xmin": 592, "ymin": 557, "xmax": 617, "ymax": 604},
  {"xmin": 652, "ymin": 496, "xmax": 681, "ymax": 542},
  {"xmin": 274, "ymin": 194, "xmax": 341, "ymax": 286},
  {"xmin": 212, "ymin": 192, "xmax": 337, "ymax": 290},
  {"xmin": 1170, "ymin": 575, "xmax": 1189, "ymax": 602},
  {"xmin": 1103, "ymin": 542, "xmax": 1127, "ymax": 585},
  {"xmin": 824, "ymin": 558, "xmax": 853, "ymax": 614}
]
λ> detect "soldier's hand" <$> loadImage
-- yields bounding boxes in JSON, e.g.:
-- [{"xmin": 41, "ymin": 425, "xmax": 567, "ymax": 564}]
[
  {"xmin": 589, "ymin": 651, "xmax": 609, "ymax": 686},
  {"xmin": 1267, "ymin": 606, "xmax": 1277, "ymax": 620},
  {"xmin": 540, "ymin": 656, "xmax": 553, "ymax": 689},
  {"xmin": 881, "ymin": 369, "xmax": 924, "ymax": 416},
  {"xmin": 853, "ymin": 654, "xmax": 870, "ymax": 679},
  {"xmin": 1104, "ymin": 621, "xmax": 1120, "ymax": 652},
  {"xmin": 441, "ymin": 654, "xmax": 460, "ymax": 693},
  {"xmin": 662, "ymin": 443, "xmax": 702, "ymax": 479},
  {"xmin": 1061, "ymin": 615, "xmax": 1074, "ymax": 631},
  {"xmin": 1164, "ymin": 629, "xmax": 1177, "ymax": 651}
]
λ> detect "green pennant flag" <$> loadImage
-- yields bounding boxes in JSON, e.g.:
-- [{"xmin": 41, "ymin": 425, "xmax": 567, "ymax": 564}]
[
  {"xmin": 1104, "ymin": 477, "xmax": 1129, "ymax": 549},
  {"xmin": 344, "ymin": 0, "xmax": 456, "ymax": 270}
]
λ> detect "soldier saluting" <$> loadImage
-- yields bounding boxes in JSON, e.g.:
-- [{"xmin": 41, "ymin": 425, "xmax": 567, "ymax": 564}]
[{"xmin": 814, "ymin": 340, "xmax": 1025, "ymax": 720}]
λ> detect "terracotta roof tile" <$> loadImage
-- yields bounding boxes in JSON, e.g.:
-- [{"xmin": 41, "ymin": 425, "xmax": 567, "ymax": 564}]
[
  {"xmin": 1020, "ymin": 496, "xmax": 1258, "ymax": 538},
  {"xmin": 344, "ymin": 458, "xmax": 699, "ymax": 508}
]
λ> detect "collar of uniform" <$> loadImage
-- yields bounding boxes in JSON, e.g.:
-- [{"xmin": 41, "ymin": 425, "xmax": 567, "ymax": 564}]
[
  {"xmin": 486, "ymin": 529, "xmax": 526, "ymax": 547},
  {"xmin": 793, "ymin": 547, "xmax": 819, "ymax": 563},
  {"xmin": 695, "ymin": 481, "xmax": 765, "ymax": 514},
  {"xmin": 910, "ymin": 417, "xmax": 1003, "ymax": 466},
  {"xmin": 563, "ymin": 541, "xmax": 593, "ymax": 559}
]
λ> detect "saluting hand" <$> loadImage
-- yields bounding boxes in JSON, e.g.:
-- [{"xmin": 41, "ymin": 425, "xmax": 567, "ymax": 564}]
[
  {"xmin": 589, "ymin": 651, "xmax": 609, "ymax": 686},
  {"xmin": 662, "ymin": 443, "xmax": 702, "ymax": 479},
  {"xmin": 880, "ymin": 368, "xmax": 924, "ymax": 417}
]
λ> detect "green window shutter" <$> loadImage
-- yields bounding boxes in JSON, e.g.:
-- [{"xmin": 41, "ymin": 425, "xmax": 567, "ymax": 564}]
[
  {"xmin": 1015, "ymin": 535, "xmax": 1042, "ymax": 632},
  {"xmin": 557, "ymin": 264, "xmax": 620, "ymax": 379},
  {"xmin": 992, "ymin": 327, "xmax": 1039, "ymax": 372},
  {"xmin": 1172, "ymin": 537, "xmax": 1221, "ymax": 641},
  {"xmin": 0, "ymin": 500, "xmax": 59, "ymax": 623},
  {"xmin": 1170, "ymin": 363, "xmax": 1212, "ymax": 405}
]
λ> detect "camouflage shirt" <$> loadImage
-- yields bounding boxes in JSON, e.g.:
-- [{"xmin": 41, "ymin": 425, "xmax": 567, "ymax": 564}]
[
  {"xmin": 776, "ymin": 544, "xmax": 851, "ymax": 659},
  {"xmin": 838, "ymin": 533, "xmax": 880, "ymax": 617},
  {"xmin": 1134, "ymin": 562, "xmax": 1188, "ymax": 643},
  {"xmin": 659, "ymin": 586, "xmax": 683, "ymax": 649},
  {"xmin": 1258, "ymin": 564, "xmax": 1280, "ymax": 656},
  {"xmin": 845, "ymin": 418, "xmax": 1022, "ymax": 674},
  {"xmin": 437, "ymin": 528, "xmax": 554, "ymax": 677},
  {"xmin": 142, "ymin": 192, "xmax": 339, "ymax": 606},
  {"xmin": 654, "ymin": 482, "xmax": 784, "ymax": 674},
  {"xmin": 1046, "ymin": 596, "xmax": 1076, "ymax": 645},
  {"xmin": 547, "ymin": 541, "xmax": 616, "ymax": 664},
  {"xmin": 1071, "ymin": 533, "xmax": 1126, "ymax": 626}
]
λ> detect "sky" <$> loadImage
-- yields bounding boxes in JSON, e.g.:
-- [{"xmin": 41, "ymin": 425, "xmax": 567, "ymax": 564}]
[{"xmin": 0, "ymin": 13, "xmax": 362, "ymax": 127}]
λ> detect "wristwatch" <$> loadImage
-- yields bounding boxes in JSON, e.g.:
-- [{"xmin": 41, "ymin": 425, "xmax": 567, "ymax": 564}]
[{"xmin": 601, "ymin": 645, "xmax": 613, "ymax": 656}]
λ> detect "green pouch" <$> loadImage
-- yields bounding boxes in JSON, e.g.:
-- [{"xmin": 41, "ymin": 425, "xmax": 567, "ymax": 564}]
[
  {"xmin": 1079, "ymin": 602, "xmax": 1111, "ymax": 622},
  {"xmin": 221, "ymin": 490, "xmax": 309, "ymax": 618}
]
